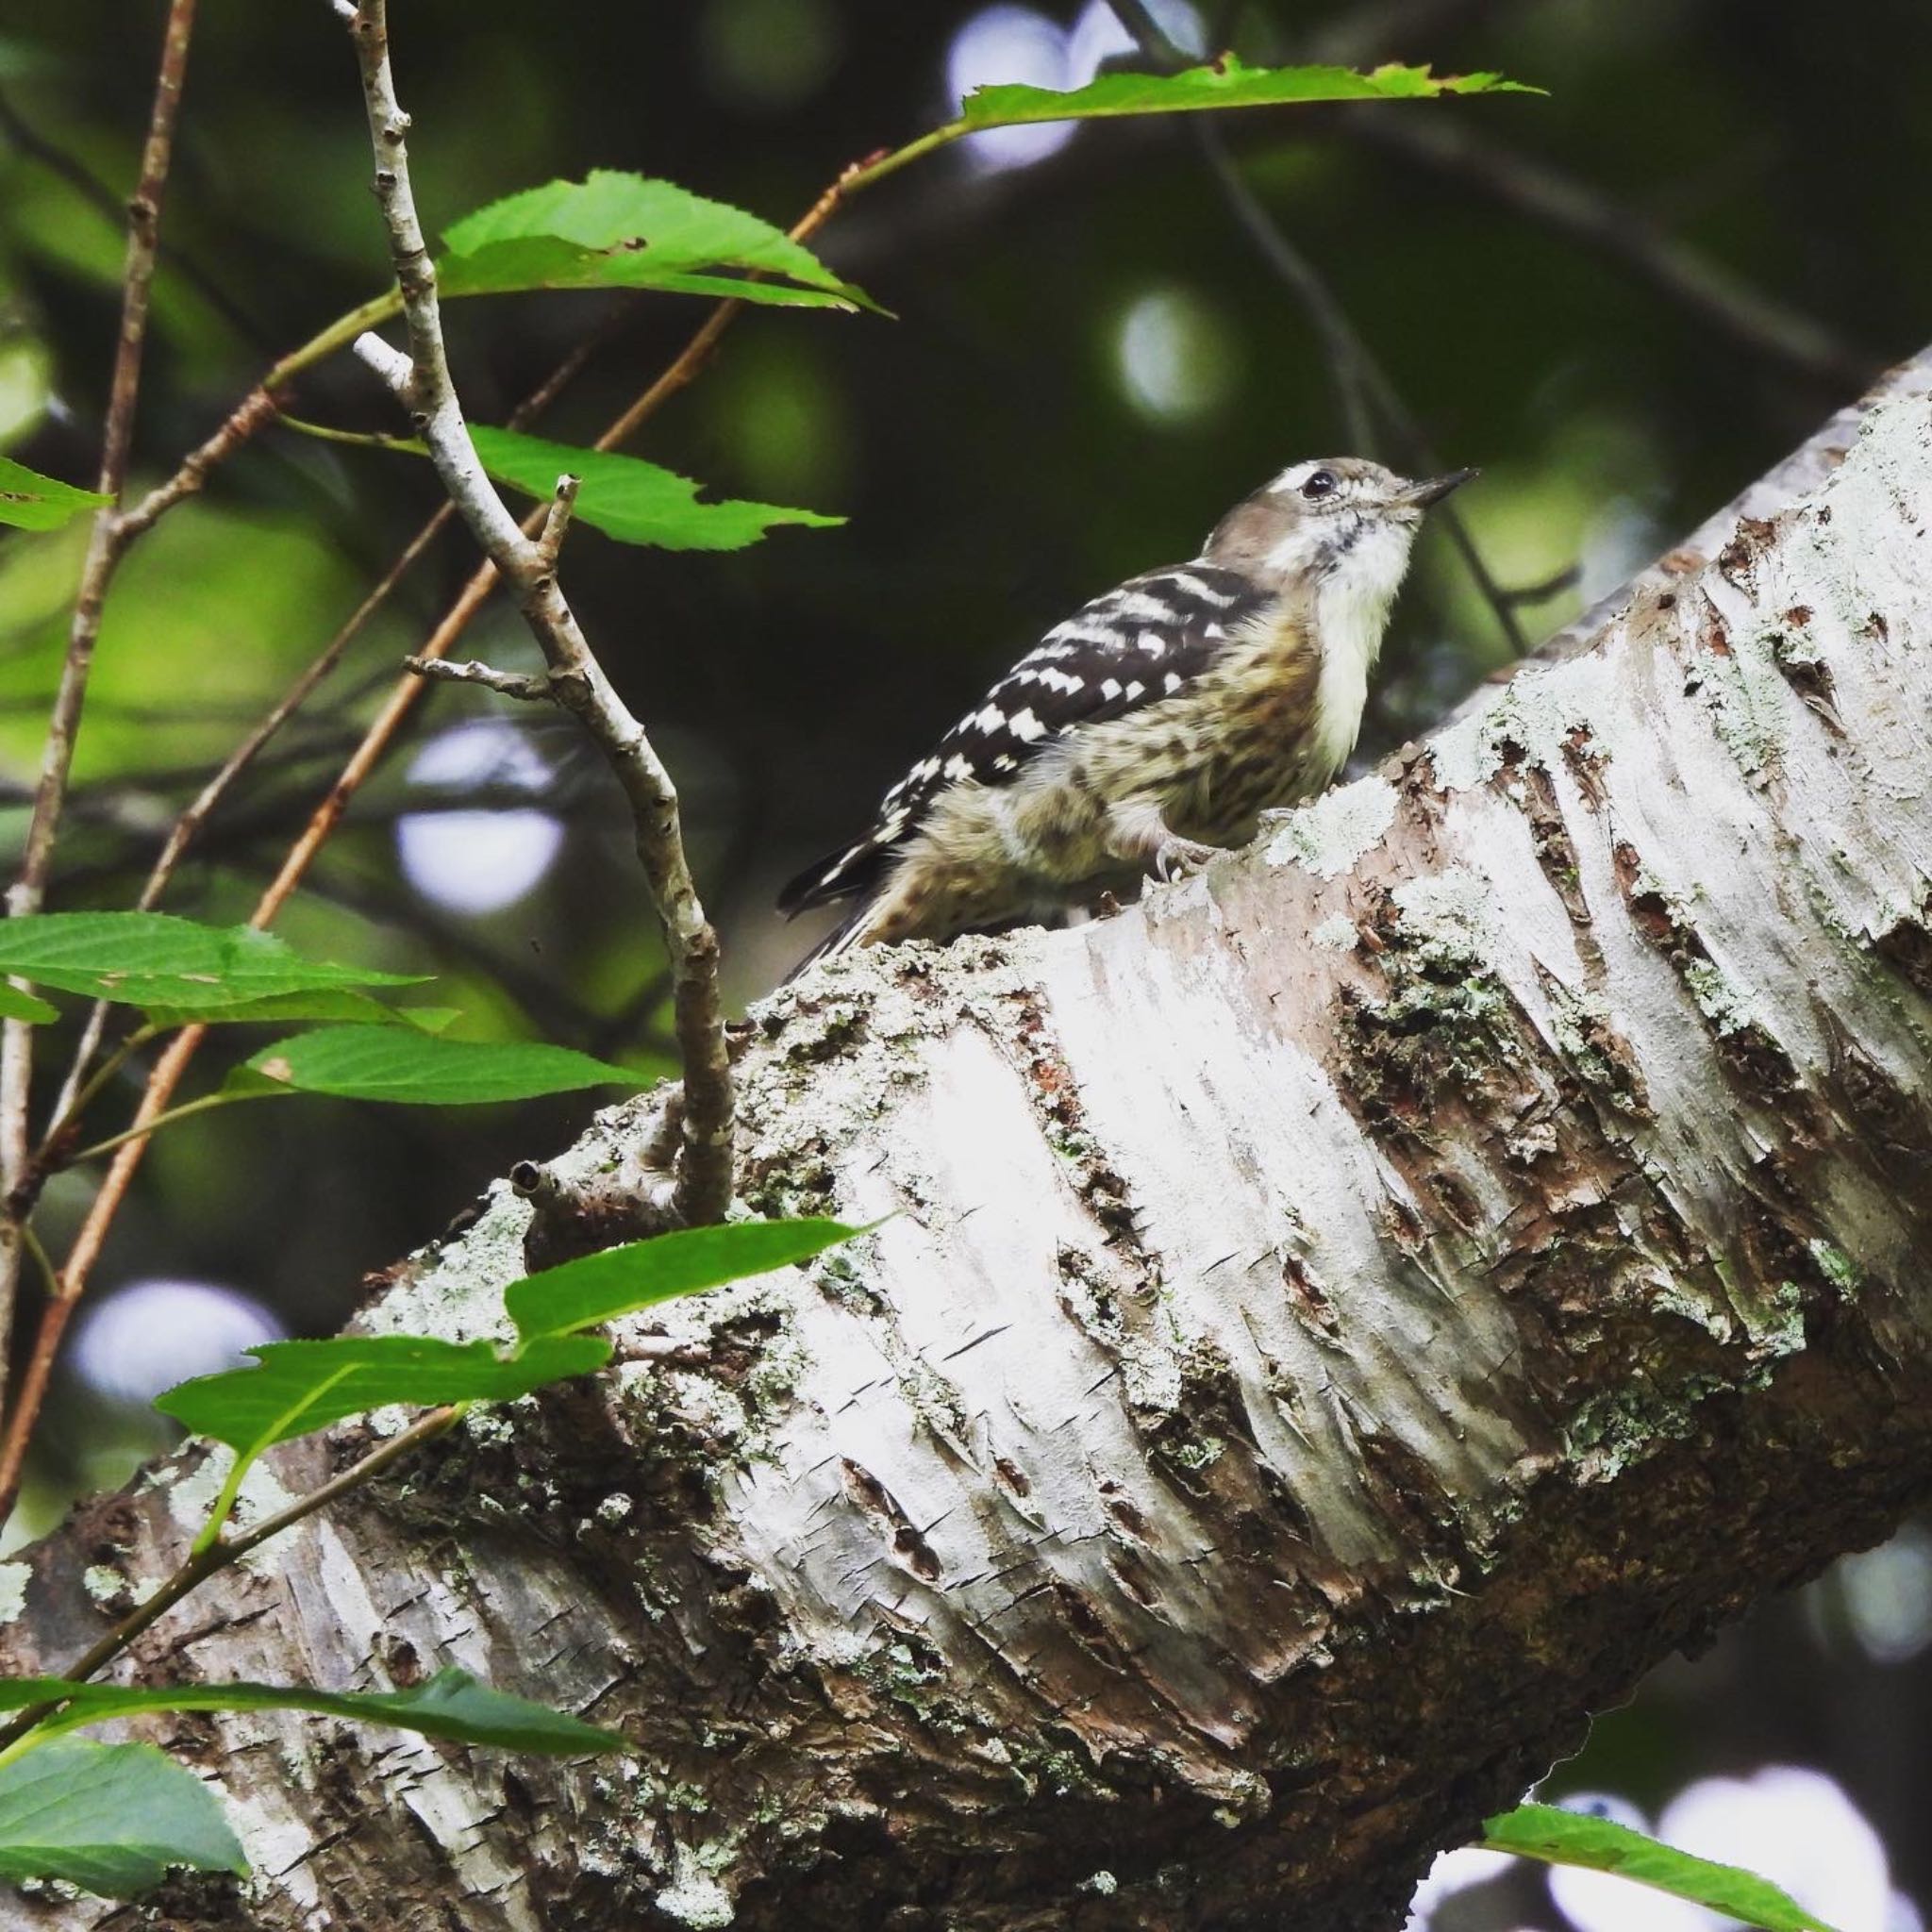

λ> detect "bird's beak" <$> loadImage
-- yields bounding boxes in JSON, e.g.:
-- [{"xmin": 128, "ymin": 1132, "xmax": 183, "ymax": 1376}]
[{"xmin": 1399, "ymin": 467, "xmax": 1478, "ymax": 508}]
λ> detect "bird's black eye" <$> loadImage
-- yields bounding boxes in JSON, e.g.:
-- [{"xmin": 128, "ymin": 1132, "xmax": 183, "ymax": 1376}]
[{"xmin": 1301, "ymin": 469, "xmax": 1338, "ymax": 501}]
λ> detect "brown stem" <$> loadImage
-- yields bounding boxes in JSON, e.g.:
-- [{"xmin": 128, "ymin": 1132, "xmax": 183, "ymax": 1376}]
[
  {"xmin": 0, "ymin": 0, "xmax": 201, "ymax": 1421},
  {"xmin": 115, "ymin": 384, "xmax": 283, "ymax": 542},
  {"xmin": 1108, "ymin": 0, "xmax": 1530, "ymax": 656},
  {"xmin": 40, "ymin": 506, "xmax": 457, "ymax": 1153},
  {"xmin": 0, "ymin": 104, "xmax": 924, "ymax": 1515},
  {"xmin": 0, "ymin": 1027, "xmax": 207, "ymax": 1514},
  {"xmin": 0, "ymin": 1405, "xmax": 458, "ymax": 1754},
  {"xmin": 345, "ymin": 0, "xmax": 736, "ymax": 1226},
  {"xmin": 1339, "ymin": 110, "xmax": 1878, "ymax": 392}
]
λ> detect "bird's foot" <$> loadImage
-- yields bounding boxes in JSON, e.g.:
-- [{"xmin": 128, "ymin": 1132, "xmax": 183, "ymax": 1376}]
[{"xmin": 1151, "ymin": 834, "xmax": 1220, "ymax": 882}]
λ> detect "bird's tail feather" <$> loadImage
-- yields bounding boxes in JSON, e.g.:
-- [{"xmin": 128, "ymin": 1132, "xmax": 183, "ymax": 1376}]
[{"xmin": 779, "ymin": 902, "xmax": 874, "ymax": 985}]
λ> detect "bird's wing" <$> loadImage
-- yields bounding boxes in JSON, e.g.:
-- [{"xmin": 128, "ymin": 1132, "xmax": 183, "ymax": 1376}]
[{"xmin": 778, "ymin": 564, "xmax": 1273, "ymax": 915}]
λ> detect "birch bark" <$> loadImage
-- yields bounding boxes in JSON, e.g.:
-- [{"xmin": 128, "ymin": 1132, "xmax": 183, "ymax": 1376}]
[{"xmin": 6, "ymin": 352, "xmax": 1932, "ymax": 1932}]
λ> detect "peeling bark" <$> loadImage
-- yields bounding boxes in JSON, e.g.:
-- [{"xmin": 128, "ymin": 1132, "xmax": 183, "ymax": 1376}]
[{"xmin": 6, "ymin": 355, "xmax": 1932, "ymax": 1932}]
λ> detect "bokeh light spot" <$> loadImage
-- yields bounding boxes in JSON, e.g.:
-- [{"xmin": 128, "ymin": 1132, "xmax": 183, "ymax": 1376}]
[
  {"xmin": 1837, "ymin": 1524, "xmax": 1932, "ymax": 1666},
  {"xmin": 1114, "ymin": 284, "xmax": 1241, "ymax": 424},
  {"xmin": 1543, "ymin": 1791, "xmax": 1710, "ymax": 1932},
  {"xmin": 73, "ymin": 1279, "xmax": 282, "ymax": 1407},
  {"xmin": 1064, "ymin": 0, "xmax": 1204, "ymax": 85},
  {"xmin": 397, "ymin": 718, "xmax": 563, "ymax": 916},
  {"xmin": 698, "ymin": 0, "xmax": 841, "ymax": 109},
  {"xmin": 946, "ymin": 6, "xmax": 1076, "ymax": 173},
  {"xmin": 1657, "ymin": 1767, "xmax": 1890, "ymax": 1932},
  {"xmin": 1404, "ymin": 1842, "xmax": 1513, "ymax": 1929}
]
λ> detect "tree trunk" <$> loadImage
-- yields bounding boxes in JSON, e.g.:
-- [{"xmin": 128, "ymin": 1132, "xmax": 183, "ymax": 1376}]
[{"xmin": 7, "ymin": 352, "xmax": 1932, "ymax": 1932}]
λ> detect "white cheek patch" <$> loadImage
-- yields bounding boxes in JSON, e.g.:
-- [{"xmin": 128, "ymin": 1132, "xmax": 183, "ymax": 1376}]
[{"xmin": 1263, "ymin": 525, "xmax": 1324, "ymax": 575}]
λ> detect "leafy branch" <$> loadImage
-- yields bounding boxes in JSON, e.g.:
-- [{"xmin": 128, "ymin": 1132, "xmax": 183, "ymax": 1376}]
[
  {"xmin": 0, "ymin": 15, "xmax": 1533, "ymax": 1507},
  {"xmin": 0, "ymin": 1214, "xmax": 861, "ymax": 1892}
]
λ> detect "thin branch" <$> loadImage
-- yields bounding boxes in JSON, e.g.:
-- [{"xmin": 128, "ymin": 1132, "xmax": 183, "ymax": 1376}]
[
  {"xmin": 276, "ymin": 413, "xmax": 425, "ymax": 454},
  {"xmin": 114, "ymin": 386, "xmax": 283, "ymax": 541},
  {"xmin": 534, "ymin": 474, "xmax": 578, "ymax": 569},
  {"xmin": 1108, "ymin": 0, "xmax": 1529, "ymax": 655},
  {"xmin": 1193, "ymin": 133, "xmax": 1378, "ymax": 453},
  {"xmin": 593, "ymin": 153, "xmax": 873, "ymax": 454},
  {"xmin": 405, "ymin": 656, "xmax": 554, "ymax": 702},
  {"xmin": 39, "ymin": 507, "xmax": 456, "ymax": 1165},
  {"xmin": 0, "ymin": 1025, "xmax": 207, "ymax": 1513},
  {"xmin": 1498, "ymin": 558, "xmax": 1583, "ymax": 607},
  {"xmin": 0, "ymin": 1405, "xmax": 461, "ymax": 1753},
  {"xmin": 342, "ymin": 0, "xmax": 733, "ymax": 1227},
  {"xmin": 0, "ymin": 0, "xmax": 201, "ymax": 1421},
  {"xmin": 0, "ymin": 75, "xmax": 955, "ymax": 1515},
  {"xmin": 1337, "ymin": 111, "xmax": 1879, "ymax": 392},
  {"xmin": 66, "ymin": 1090, "xmax": 279, "ymax": 1168},
  {"xmin": 31, "ymin": 1024, "xmax": 158, "ymax": 1183},
  {"xmin": 0, "ymin": 86, "xmax": 271, "ymax": 352}
]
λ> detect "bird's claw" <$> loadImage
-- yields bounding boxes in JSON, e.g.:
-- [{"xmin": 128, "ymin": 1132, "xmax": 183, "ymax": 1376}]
[{"xmin": 1153, "ymin": 836, "xmax": 1219, "ymax": 883}]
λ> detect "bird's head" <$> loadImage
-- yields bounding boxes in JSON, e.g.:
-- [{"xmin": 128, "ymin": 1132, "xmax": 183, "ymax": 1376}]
[{"xmin": 1201, "ymin": 458, "xmax": 1476, "ymax": 603}]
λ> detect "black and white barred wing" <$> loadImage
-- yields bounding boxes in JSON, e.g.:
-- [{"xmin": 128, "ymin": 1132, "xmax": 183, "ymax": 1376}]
[{"xmin": 778, "ymin": 564, "xmax": 1269, "ymax": 914}]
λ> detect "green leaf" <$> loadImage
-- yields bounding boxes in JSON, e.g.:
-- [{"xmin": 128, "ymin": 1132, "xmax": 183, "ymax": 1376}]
[
  {"xmin": 0, "ymin": 1740, "xmax": 244, "ymax": 1896},
  {"xmin": 0, "ymin": 1665, "xmax": 624, "ymax": 1757},
  {"xmin": 155, "ymin": 1330, "xmax": 609, "ymax": 1549},
  {"xmin": 960, "ymin": 57, "xmax": 1538, "ymax": 129},
  {"xmin": 234, "ymin": 1025, "xmax": 641, "ymax": 1104},
  {"xmin": 508, "ymin": 1218, "xmax": 862, "ymax": 1344},
  {"xmin": 0, "ymin": 913, "xmax": 425, "ymax": 1014},
  {"xmin": 469, "ymin": 427, "xmax": 841, "ymax": 552},
  {"xmin": 141, "ymin": 989, "xmax": 445, "ymax": 1030},
  {"xmin": 1481, "ymin": 1803, "xmax": 1841, "ymax": 1932},
  {"xmin": 0, "ymin": 456, "xmax": 111, "ymax": 532},
  {"xmin": 0, "ymin": 983, "xmax": 58, "ymax": 1024},
  {"xmin": 438, "ymin": 171, "xmax": 876, "ymax": 312},
  {"xmin": 154, "ymin": 1332, "xmax": 611, "ymax": 1453}
]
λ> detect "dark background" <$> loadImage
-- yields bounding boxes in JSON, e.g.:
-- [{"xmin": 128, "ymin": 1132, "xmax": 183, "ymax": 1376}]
[{"xmin": 0, "ymin": 3, "xmax": 1925, "ymax": 1925}]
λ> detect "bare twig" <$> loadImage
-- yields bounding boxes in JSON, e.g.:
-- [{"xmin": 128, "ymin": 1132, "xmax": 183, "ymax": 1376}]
[
  {"xmin": 1191, "ymin": 133, "xmax": 1379, "ymax": 454},
  {"xmin": 1336, "ymin": 111, "xmax": 1878, "ymax": 392},
  {"xmin": 0, "ymin": 66, "xmax": 963, "ymax": 1512},
  {"xmin": 0, "ymin": 1024, "xmax": 206, "ymax": 1514},
  {"xmin": 0, "ymin": 0, "xmax": 201, "ymax": 1418},
  {"xmin": 1108, "ymin": 0, "xmax": 1529, "ymax": 654},
  {"xmin": 0, "ymin": 1405, "xmax": 462, "ymax": 1752},
  {"xmin": 405, "ymin": 657, "xmax": 553, "ymax": 702},
  {"xmin": 42, "ymin": 508, "xmax": 456, "ymax": 1148},
  {"xmin": 0, "ymin": 86, "xmax": 270, "ymax": 352},
  {"xmin": 1497, "ymin": 558, "xmax": 1583, "ymax": 607},
  {"xmin": 342, "ymin": 0, "xmax": 733, "ymax": 1227},
  {"xmin": 115, "ymin": 386, "xmax": 284, "ymax": 541}
]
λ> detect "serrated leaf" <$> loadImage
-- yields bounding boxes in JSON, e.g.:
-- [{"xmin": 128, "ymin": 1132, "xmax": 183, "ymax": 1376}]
[
  {"xmin": 0, "ymin": 983, "xmax": 58, "ymax": 1024},
  {"xmin": 1481, "ymin": 1804, "xmax": 1841, "ymax": 1932},
  {"xmin": 0, "ymin": 456, "xmax": 111, "ymax": 532},
  {"xmin": 438, "ymin": 171, "xmax": 875, "ymax": 312},
  {"xmin": 141, "ymin": 989, "xmax": 439, "ymax": 1030},
  {"xmin": 235, "ymin": 1025, "xmax": 640, "ymax": 1104},
  {"xmin": 0, "ymin": 1740, "xmax": 244, "ymax": 1896},
  {"xmin": 153, "ymin": 1332, "xmax": 611, "ymax": 1453},
  {"xmin": 960, "ymin": 57, "xmax": 1538, "ymax": 128},
  {"xmin": 1, "ymin": 1665, "xmax": 624, "ymax": 1757},
  {"xmin": 469, "ymin": 427, "xmax": 841, "ymax": 552},
  {"xmin": 508, "ymin": 1218, "xmax": 863, "ymax": 1344},
  {"xmin": 0, "ymin": 913, "xmax": 424, "ymax": 1012}
]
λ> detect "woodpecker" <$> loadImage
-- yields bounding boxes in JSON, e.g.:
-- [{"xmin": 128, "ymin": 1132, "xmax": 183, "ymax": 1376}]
[{"xmin": 779, "ymin": 458, "xmax": 1474, "ymax": 962}]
